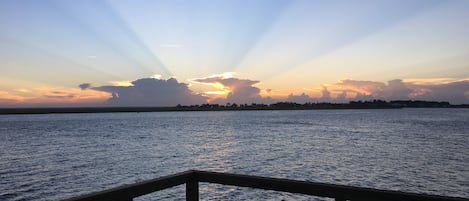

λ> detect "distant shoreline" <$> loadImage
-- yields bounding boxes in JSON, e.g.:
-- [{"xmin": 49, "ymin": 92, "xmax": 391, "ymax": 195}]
[{"xmin": 1, "ymin": 100, "xmax": 468, "ymax": 115}]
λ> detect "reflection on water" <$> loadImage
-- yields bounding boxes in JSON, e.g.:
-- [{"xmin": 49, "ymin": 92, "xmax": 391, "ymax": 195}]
[
  {"xmin": 189, "ymin": 127, "xmax": 238, "ymax": 172},
  {"xmin": 0, "ymin": 108, "xmax": 468, "ymax": 200}
]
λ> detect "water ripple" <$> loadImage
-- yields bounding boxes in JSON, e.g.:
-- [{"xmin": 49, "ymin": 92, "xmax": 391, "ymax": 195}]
[{"xmin": 0, "ymin": 109, "xmax": 468, "ymax": 200}]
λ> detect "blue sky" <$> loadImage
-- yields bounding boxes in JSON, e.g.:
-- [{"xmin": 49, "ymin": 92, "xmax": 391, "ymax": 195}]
[{"xmin": 1, "ymin": 0, "xmax": 469, "ymax": 106}]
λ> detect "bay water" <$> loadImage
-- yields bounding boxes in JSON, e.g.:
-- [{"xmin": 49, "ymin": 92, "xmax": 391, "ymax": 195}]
[{"xmin": 1, "ymin": 108, "xmax": 468, "ymax": 200}]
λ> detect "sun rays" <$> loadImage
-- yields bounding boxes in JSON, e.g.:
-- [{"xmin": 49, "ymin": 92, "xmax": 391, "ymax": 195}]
[{"xmin": 1, "ymin": 0, "xmax": 469, "ymax": 106}]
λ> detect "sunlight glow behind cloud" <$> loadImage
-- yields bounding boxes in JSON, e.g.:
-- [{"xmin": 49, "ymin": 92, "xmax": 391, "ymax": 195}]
[
  {"xmin": 109, "ymin": 81, "xmax": 134, "ymax": 87},
  {"xmin": 1, "ymin": 0, "xmax": 469, "ymax": 106}
]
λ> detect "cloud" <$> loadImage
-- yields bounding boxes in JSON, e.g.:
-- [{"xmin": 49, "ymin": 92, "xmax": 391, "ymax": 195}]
[
  {"xmin": 193, "ymin": 75, "xmax": 271, "ymax": 104},
  {"xmin": 192, "ymin": 75, "xmax": 469, "ymax": 105},
  {"xmin": 91, "ymin": 77, "xmax": 207, "ymax": 106},
  {"xmin": 336, "ymin": 79, "xmax": 386, "ymax": 95},
  {"xmin": 409, "ymin": 81, "xmax": 469, "ymax": 104},
  {"xmin": 0, "ymin": 91, "xmax": 25, "ymax": 105},
  {"xmin": 79, "ymin": 83, "xmax": 91, "ymax": 90},
  {"xmin": 319, "ymin": 87, "xmax": 332, "ymax": 102},
  {"xmin": 335, "ymin": 91, "xmax": 347, "ymax": 103},
  {"xmin": 3, "ymin": 74, "xmax": 468, "ymax": 108},
  {"xmin": 286, "ymin": 87, "xmax": 345, "ymax": 103},
  {"xmin": 286, "ymin": 93, "xmax": 313, "ymax": 104},
  {"xmin": 0, "ymin": 87, "xmax": 110, "ymax": 107},
  {"xmin": 379, "ymin": 79, "xmax": 413, "ymax": 100},
  {"xmin": 45, "ymin": 91, "xmax": 75, "ymax": 99},
  {"xmin": 327, "ymin": 78, "xmax": 469, "ymax": 104}
]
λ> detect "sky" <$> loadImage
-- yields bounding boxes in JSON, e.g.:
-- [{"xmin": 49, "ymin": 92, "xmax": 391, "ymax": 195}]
[{"xmin": 1, "ymin": 0, "xmax": 469, "ymax": 107}]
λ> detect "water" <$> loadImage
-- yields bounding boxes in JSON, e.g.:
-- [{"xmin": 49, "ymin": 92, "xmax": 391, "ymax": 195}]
[{"xmin": 1, "ymin": 108, "xmax": 468, "ymax": 200}]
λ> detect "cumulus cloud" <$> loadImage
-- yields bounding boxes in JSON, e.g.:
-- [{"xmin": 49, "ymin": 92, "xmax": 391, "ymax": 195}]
[
  {"xmin": 335, "ymin": 91, "xmax": 348, "ymax": 103},
  {"xmin": 336, "ymin": 79, "xmax": 385, "ymax": 95},
  {"xmin": 318, "ymin": 87, "xmax": 332, "ymax": 102},
  {"xmin": 286, "ymin": 87, "xmax": 345, "ymax": 103},
  {"xmin": 328, "ymin": 79, "xmax": 469, "ymax": 104},
  {"xmin": 286, "ymin": 93, "xmax": 313, "ymax": 104},
  {"xmin": 91, "ymin": 77, "xmax": 207, "ymax": 107},
  {"xmin": 409, "ymin": 81, "xmax": 469, "ymax": 104},
  {"xmin": 379, "ymin": 79, "xmax": 413, "ymax": 100},
  {"xmin": 193, "ymin": 75, "xmax": 271, "ymax": 104}
]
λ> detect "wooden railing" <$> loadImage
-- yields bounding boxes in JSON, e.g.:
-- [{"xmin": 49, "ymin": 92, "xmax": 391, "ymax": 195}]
[{"xmin": 63, "ymin": 170, "xmax": 468, "ymax": 201}]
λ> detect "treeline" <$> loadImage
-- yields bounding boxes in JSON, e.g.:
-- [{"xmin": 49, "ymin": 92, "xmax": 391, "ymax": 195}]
[
  {"xmin": 176, "ymin": 100, "xmax": 395, "ymax": 110},
  {"xmin": 175, "ymin": 100, "xmax": 467, "ymax": 111},
  {"xmin": 1, "ymin": 100, "xmax": 468, "ymax": 114}
]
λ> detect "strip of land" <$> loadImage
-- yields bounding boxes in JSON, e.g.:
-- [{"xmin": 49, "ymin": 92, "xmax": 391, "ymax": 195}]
[{"xmin": 0, "ymin": 100, "xmax": 467, "ymax": 115}]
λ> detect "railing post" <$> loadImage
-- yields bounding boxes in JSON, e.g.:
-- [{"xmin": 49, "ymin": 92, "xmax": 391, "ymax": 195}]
[
  {"xmin": 335, "ymin": 196, "xmax": 348, "ymax": 201},
  {"xmin": 186, "ymin": 180, "xmax": 199, "ymax": 201}
]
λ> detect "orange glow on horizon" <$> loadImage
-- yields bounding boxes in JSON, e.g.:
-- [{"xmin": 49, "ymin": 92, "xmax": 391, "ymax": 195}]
[
  {"xmin": 0, "ymin": 91, "xmax": 26, "ymax": 102},
  {"xmin": 0, "ymin": 87, "xmax": 111, "ymax": 106}
]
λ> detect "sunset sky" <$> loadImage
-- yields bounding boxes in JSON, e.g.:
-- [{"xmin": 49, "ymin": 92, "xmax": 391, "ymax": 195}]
[{"xmin": 1, "ymin": 0, "xmax": 469, "ymax": 107}]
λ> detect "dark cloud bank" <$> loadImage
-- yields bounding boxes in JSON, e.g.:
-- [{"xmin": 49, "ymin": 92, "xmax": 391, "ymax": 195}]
[
  {"xmin": 86, "ymin": 78, "xmax": 206, "ymax": 107},
  {"xmin": 287, "ymin": 79, "xmax": 469, "ymax": 104},
  {"xmin": 81, "ymin": 77, "xmax": 469, "ymax": 107}
]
